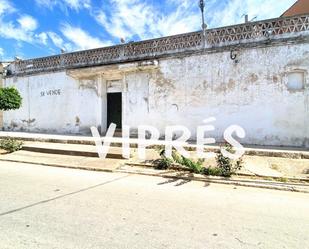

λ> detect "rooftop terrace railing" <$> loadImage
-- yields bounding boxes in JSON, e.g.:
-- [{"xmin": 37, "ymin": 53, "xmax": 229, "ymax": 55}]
[{"xmin": 9, "ymin": 14, "xmax": 309, "ymax": 76}]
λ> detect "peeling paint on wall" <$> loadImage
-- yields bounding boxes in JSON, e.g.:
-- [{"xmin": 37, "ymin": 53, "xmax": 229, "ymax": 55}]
[
  {"xmin": 3, "ymin": 42, "xmax": 309, "ymax": 147},
  {"xmin": 78, "ymin": 78, "xmax": 100, "ymax": 96},
  {"xmin": 124, "ymin": 43, "xmax": 309, "ymax": 146},
  {"xmin": 3, "ymin": 72, "xmax": 102, "ymax": 134}
]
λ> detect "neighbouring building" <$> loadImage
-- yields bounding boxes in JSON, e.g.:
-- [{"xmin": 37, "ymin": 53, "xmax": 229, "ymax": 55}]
[
  {"xmin": 281, "ymin": 0, "xmax": 309, "ymax": 17},
  {"xmin": 2, "ymin": 14, "xmax": 309, "ymax": 147}
]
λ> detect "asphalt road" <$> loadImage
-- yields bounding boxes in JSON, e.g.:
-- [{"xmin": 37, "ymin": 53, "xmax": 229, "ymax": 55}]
[{"xmin": 0, "ymin": 161, "xmax": 308, "ymax": 249}]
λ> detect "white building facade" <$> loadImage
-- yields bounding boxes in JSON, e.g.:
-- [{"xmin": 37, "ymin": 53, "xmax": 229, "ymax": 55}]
[{"xmin": 2, "ymin": 14, "xmax": 309, "ymax": 147}]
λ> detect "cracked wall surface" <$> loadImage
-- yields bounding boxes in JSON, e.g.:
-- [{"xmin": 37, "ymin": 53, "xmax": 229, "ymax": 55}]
[
  {"xmin": 3, "ymin": 41, "xmax": 309, "ymax": 147},
  {"xmin": 124, "ymin": 43, "xmax": 309, "ymax": 146},
  {"xmin": 3, "ymin": 72, "xmax": 101, "ymax": 134}
]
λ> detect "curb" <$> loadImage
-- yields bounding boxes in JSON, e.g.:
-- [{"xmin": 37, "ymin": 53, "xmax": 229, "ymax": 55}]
[
  {"xmin": 0, "ymin": 157, "xmax": 308, "ymax": 194},
  {"xmin": 116, "ymin": 167, "xmax": 309, "ymax": 194},
  {"xmin": 0, "ymin": 158, "xmax": 116, "ymax": 173}
]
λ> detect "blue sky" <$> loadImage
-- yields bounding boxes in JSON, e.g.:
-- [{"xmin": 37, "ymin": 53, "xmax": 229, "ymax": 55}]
[{"xmin": 0, "ymin": 0, "xmax": 296, "ymax": 61}]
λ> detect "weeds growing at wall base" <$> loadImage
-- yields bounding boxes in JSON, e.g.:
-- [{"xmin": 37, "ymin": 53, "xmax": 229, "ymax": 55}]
[
  {"xmin": 0, "ymin": 138, "xmax": 23, "ymax": 153},
  {"xmin": 154, "ymin": 143, "xmax": 244, "ymax": 177}
]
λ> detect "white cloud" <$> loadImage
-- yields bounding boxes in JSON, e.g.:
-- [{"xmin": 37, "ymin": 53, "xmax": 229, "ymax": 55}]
[
  {"xmin": 0, "ymin": 15, "xmax": 53, "ymax": 57},
  {"xmin": 0, "ymin": 0, "xmax": 15, "ymax": 16},
  {"xmin": 96, "ymin": 11, "xmax": 132, "ymax": 40},
  {"xmin": 155, "ymin": 2, "xmax": 200, "ymax": 37},
  {"xmin": 94, "ymin": 0, "xmax": 296, "ymax": 41},
  {"xmin": 64, "ymin": 0, "xmax": 91, "ymax": 10},
  {"xmin": 0, "ymin": 1, "xmax": 40, "ymax": 44},
  {"xmin": 0, "ymin": 0, "xmax": 75, "ymax": 56},
  {"xmin": 0, "ymin": 13, "xmax": 41, "ymax": 44},
  {"xmin": 0, "ymin": 47, "xmax": 4, "ymax": 57},
  {"xmin": 0, "ymin": 0, "xmax": 76, "ymax": 57},
  {"xmin": 18, "ymin": 15, "xmax": 38, "ymax": 31},
  {"xmin": 47, "ymin": 31, "xmax": 64, "ymax": 48},
  {"xmin": 47, "ymin": 31, "xmax": 73, "ymax": 51},
  {"xmin": 207, "ymin": 0, "xmax": 297, "ymax": 28},
  {"xmin": 95, "ymin": 0, "xmax": 201, "ymax": 41},
  {"xmin": 0, "ymin": 0, "xmax": 299, "ymax": 59},
  {"xmin": 60, "ymin": 23, "xmax": 112, "ymax": 50},
  {"xmin": 0, "ymin": 1, "xmax": 54, "ymax": 51},
  {"xmin": 0, "ymin": 20, "xmax": 34, "ymax": 43},
  {"xmin": 35, "ymin": 32, "xmax": 48, "ymax": 45},
  {"xmin": 35, "ymin": 0, "xmax": 91, "ymax": 11}
]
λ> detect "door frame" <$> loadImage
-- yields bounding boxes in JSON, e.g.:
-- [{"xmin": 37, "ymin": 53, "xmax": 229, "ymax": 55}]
[{"xmin": 100, "ymin": 77, "xmax": 125, "ymax": 135}]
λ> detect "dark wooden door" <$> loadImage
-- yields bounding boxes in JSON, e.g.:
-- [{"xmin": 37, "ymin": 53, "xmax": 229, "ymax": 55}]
[{"xmin": 107, "ymin": 92, "xmax": 122, "ymax": 129}]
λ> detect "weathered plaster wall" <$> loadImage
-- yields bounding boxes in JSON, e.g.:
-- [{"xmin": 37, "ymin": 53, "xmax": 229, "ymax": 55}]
[
  {"xmin": 124, "ymin": 43, "xmax": 309, "ymax": 147},
  {"xmin": 3, "ymin": 72, "xmax": 102, "ymax": 134},
  {"xmin": 3, "ymin": 42, "xmax": 309, "ymax": 147}
]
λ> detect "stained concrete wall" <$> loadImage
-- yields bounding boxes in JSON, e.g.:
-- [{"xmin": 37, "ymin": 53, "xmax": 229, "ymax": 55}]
[
  {"xmin": 124, "ymin": 43, "xmax": 309, "ymax": 147},
  {"xmin": 3, "ymin": 42, "xmax": 309, "ymax": 147},
  {"xmin": 3, "ymin": 72, "xmax": 102, "ymax": 134}
]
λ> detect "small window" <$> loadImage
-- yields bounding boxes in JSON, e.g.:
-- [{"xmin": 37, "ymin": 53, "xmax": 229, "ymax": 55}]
[{"xmin": 287, "ymin": 72, "xmax": 305, "ymax": 91}]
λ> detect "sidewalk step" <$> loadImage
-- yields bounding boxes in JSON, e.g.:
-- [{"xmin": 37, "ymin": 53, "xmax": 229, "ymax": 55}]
[
  {"xmin": 1, "ymin": 131, "xmax": 309, "ymax": 159},
  {"xmin": 21, "ymin": 142, "xmax": 129, "ymax": 159}
]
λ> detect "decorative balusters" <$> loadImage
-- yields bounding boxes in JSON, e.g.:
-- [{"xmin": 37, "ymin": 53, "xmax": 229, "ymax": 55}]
[{"xmin": 9, "ymin": 14, "xmax": 309, "ymax": 75}]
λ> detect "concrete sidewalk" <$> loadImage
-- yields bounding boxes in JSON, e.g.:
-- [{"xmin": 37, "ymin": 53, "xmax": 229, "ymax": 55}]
[
  {"xmin": 0, "ymin": 150, "xmax": 123, "ymax": 172},
  {"xmin": 21, "ymin": 141, "xmax": 127, "ymax": 159},
  {"xmin": 0, "ymin": 131, "xmax": 95, "ymax": 144},
  {"xmin": 13, "ymin": 138, "xmax": 309, "ymax": 179},
  {"xmin": 1, "ymin": 131, "xmax": 309, "ymax": 159},
  {"xmin": 0, "ymin": 151, "xmax": 308, "ymax": 193},
  {"xmin": 1, "ymin": 131, "xmax": 309, "ymax": 184}
]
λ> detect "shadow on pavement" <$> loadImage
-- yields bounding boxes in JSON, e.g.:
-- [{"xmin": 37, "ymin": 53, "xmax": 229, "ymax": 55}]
[
  {"xmin": 157, "ymin": 172, "xmax": 211, "ymax": 187},
  {"xmin": 0, "ymin": 175, "xmax": 129, "ymax": 217}
]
